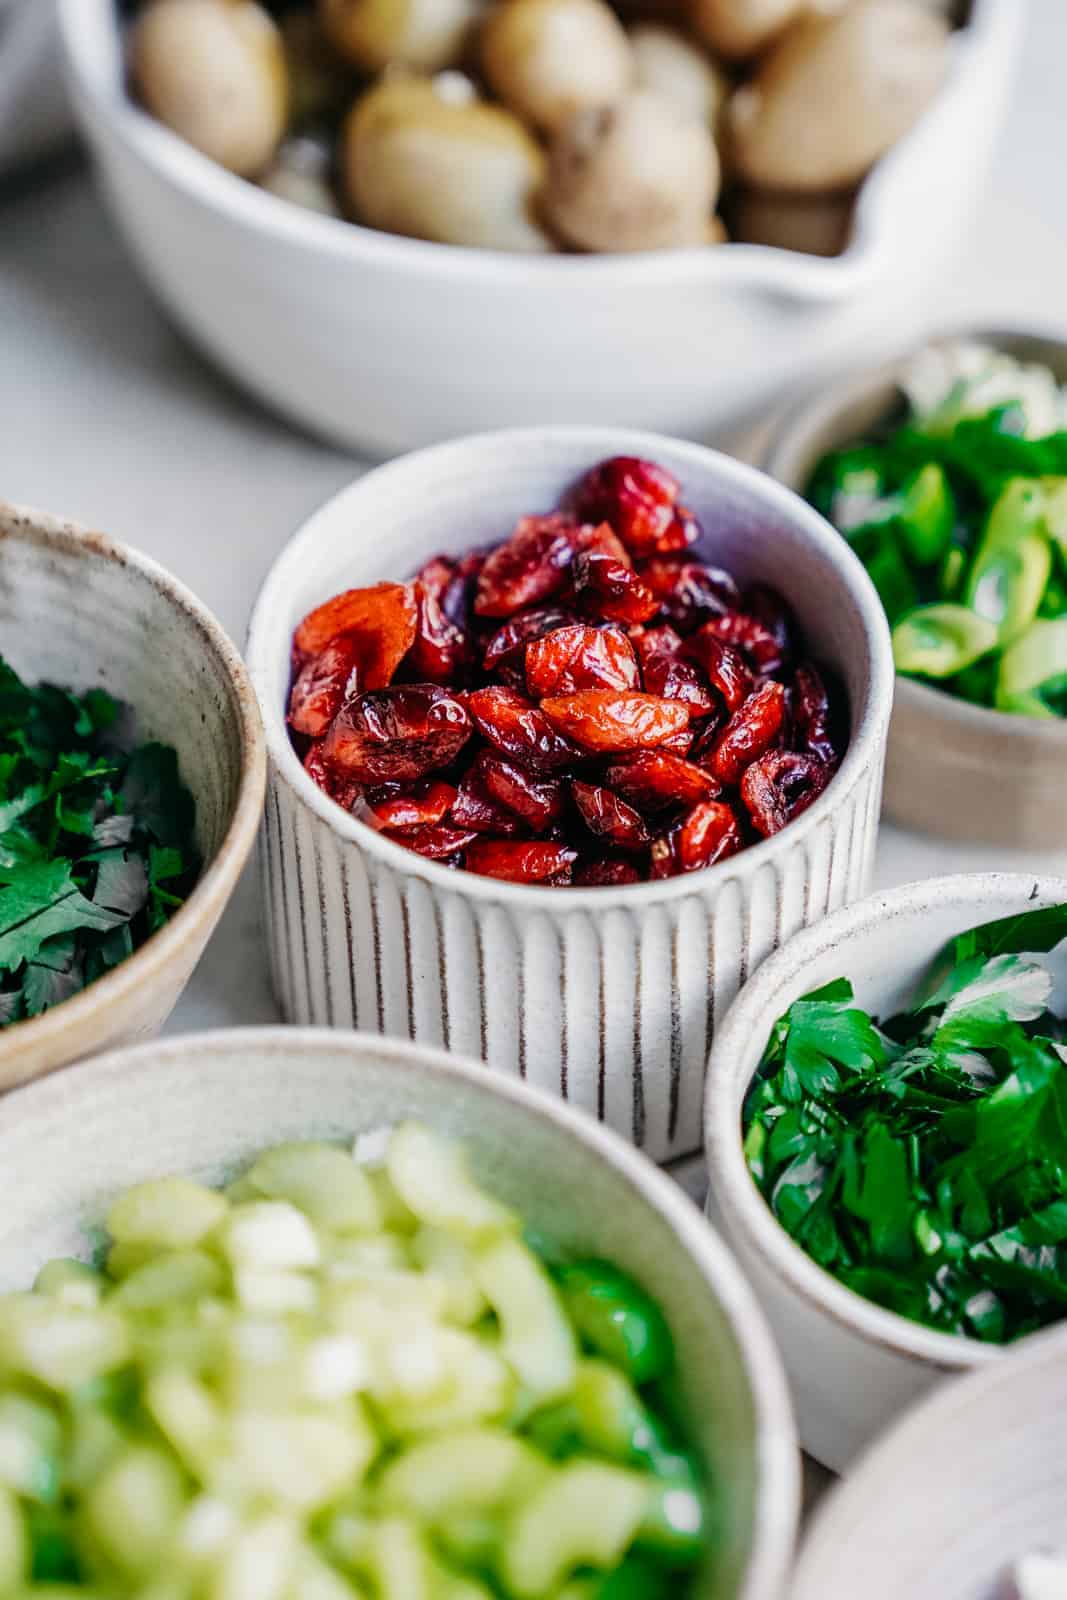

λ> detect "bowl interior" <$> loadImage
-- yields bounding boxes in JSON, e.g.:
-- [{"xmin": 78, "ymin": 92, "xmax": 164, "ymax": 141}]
[
  {"xmin": 0, "ymin": 1027, "xmax": 798, "ymax": 1600},
  {"xmin": 0, "ymin": 506, "xmax": 248, "ymax": 868},
  {"xmin": 791, "ymin": 1324, "xmax": 1067, "ymax": 1600}
]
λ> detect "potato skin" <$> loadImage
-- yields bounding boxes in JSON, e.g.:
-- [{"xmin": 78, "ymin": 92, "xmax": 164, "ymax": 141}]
[
  {"xmin": 319, "ymin": 0, "xmax": 484, "ymax": 72},
  {"xmin": 481, "ymin": 0, "xmax": 633, "ymax": 136},
  {"xmin": 726, "ymin": 1, "xmax": 950, "ymax": 193},
  {"xmin": 629, "ymin": 23, "xmax": 730, "ymax": 129},
  {"xmin": 688, "ymin": 0, "xmax": 805, "ymax": 60},
  {"xmin": 130, "ymin": 0, "xmax": 288, "ymax": 178}
]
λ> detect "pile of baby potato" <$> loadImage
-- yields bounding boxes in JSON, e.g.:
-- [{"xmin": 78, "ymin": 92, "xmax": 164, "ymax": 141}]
[{"xmin": 129, "ymin": 0, "xmax": 955, "ymax": 255}]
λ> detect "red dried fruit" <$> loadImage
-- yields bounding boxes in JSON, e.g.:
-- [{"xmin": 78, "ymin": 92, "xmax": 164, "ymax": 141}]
[
  {"xmin": 303, "ymin": 741, "xmax": 361, "ymax": 811},
  {"xmin": 288, "ymin": 634, "xmax": 362, "ymax": 737},
  {"xmin": 409, "ymin": 558, "xmax": 469, "ymax": 683},
  {"xmin": 792, "ymin": 662, "xmax": 841, "ymax": 767},
  {"xmin": 389, "ymin": 823, "xmax": 480, "ymax": 860},
  {"xmin": 575, "ymin": 521, "xmax": 632, "ymax": 565},
  {"xmin": 657, "ymin": 726, "xmax": 695, "ymax": 756},
  {"xmin": 365, "ymin": 779, "xmax": 457, "ymax": 829},
  {"xmin": 637, "ymin": 558, "xmax": 739, "ymax": 632},
  {"xmin": 451, "ymin": 765, "xmax": 526, "ymax": 837},
  {"xmin": 571, "ymin": 781, "xmax": 650, "ymax": 849},
  {"xmin": 465, "ymin": 839, "xmax": 579, "ymax": 883},
  {"xmin": 571, "ymin": 552, "xmax": 658, "ymax": 626},
  {"xmin": 741, "ymin": 750, "xmax": 832, "ymax": 838},
  {"xmin": 478, "ymin": 752, "xmax": 564, "ymax": 831},
  {"xmin": 442, "ymin": 549, "xmax": 488, "ymax": 630},
  {"xmin": 571, "ymin": 457, "xmax": 699, "ymax": 556},
  {"xmin": 635, "ymin": 626, "xmax": 717, "ymax": 716},
  {"xmin": 525, "ymin": 624, "xmax": 639, "ymax": 697},
  {"xmin": 706, "ymin": 680, "xmax": 787, "ymax": 786},
  {"xmin": 293, "ymin": 582, "xmax": 418, "ymax": 687},
  {"xmin": 573, "ymin": 857, "xmax": 643, "ymax": 887},
  {"xmin": 605, "ymin": 751, "xmax": 720, "ymax": 813},
  {"xmin": 475, "ymin": 514, "xmax": 586, "ymax": 617},
  {"xmin": 324, "ymin": 687, "xmax": 471, "ymax": 783},
  {"xmin": 743, "ymin": 583, "xmax": 797, "ymax": 668},
  {"xmin": 683, "ymin": 626, "xmax": 754, "ymax": 713},
  {"xmin": 540, "ymin": 692, "xmax": 690, "ymax": 753},
  {"xmin": 701, "ymin": 608, "xmax": 789, "ymax": 676},
  {"xmin": 467, "ymin": 686, "xmax": 581, "ymax": 773},
  {"xmin": 651, "ymin": 800, "xmax": 743, "ymax": 879},
  {"xmin": 483, "ymin": 606, "xmax": 575, "ymax": 677}
]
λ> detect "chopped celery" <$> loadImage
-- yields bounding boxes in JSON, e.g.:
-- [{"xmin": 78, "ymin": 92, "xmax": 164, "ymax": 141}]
[
  {"xmin": 476, "ymin": 1239, "xmax": 577, "ymax": 1405},
  {"xmin": 107, "ymin": 1178, "xmax": 227, "ymax": 1250},
  {"xmin": 83, "ymin": 1447, "xmax": 185, "ymax": 1579},
  {"xmin": 997, "ymin": 618, "xmax": 1067, "ymax": 711},
  {"xmin": 501, "ymin": 1462, "xmax": 651, "ymax": 1597},
  {"xmin": 378, "ymin": 1429, "xmax": 548, "ymax": 1521},
  {"xmin": 33, "ymin": 1262, "xmax": 102, "ymax": 1311},
  {"xmin": 892, "ymin": 605, "xmax": 998, "ymax": 678},
  {"xmin": 0, "ymin": 1486, "xmax": 25, "ymax": 1592},
  {"xmin": 244, "ymin": 1144, "xmax": 381, "ymax": 1234},
  {"xmin": 386, "ymin": 1126, "xmax": 517, "ymax": 1242}
]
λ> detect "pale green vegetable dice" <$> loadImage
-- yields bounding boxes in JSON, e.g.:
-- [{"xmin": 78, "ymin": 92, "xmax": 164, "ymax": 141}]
[
  {"xmin": 0, "ymin": 1485, "xmax": 26, "ymax": 1592},
  {"xmin": 145, "ymin": 1371, "xmax": 221, "ymax": 1476},
  {"xmin": 84, "ymin": 1446, "xmax": 186, "ymax": 1579},
  {"xmin": 0, "ymin": 1297, "xmax": 129, "ymax": 1392},
  {"xmin": 378, "ymin": 1428, "xmax": 549, "ymax": 1521},
  {"xmin": 34, "ymin": 1260, "xmax": 102, "ymax": 1309},
  {"xmin": 220, "ymin": 1203, "xmax": 321, "ymax": 1271},
  {"xmin": 290, "ymin": 1546, "xmax": 367, "ymax": 1600},
  {"xmin": 114, "ymin": 1250, "xmax": 225, "ymax": 1311},
  {"xmin": 228, "ymin": 1405, "xmax": 377, "ymax": 1510},
  {"xmin": 107, "ymin": 1178, "xmax": 228, "ymax": 1250},
  {"xmin": 411, "ymin": 1228, "xmax": 488, "ymax": 1326},
  {"xmin": 501, "ymin": 1461, "xmax": 652, "ymax": 1596},
  {"xmin": 362, "ymin": 1518, "xmax": 433, "ymax": 1600},
  {"xmin": 66, "ymin": 1404, "xmax": 126, "ymax": 1494},
  {"xmin": 208, "ymin": 1513, "xmax": 300, "ymax": 1600},
  {"xmin": 476, "ymin": 1237, "xmax": 577, "ymax": 1404},
  {"xmin": 245, "ymin": 1144, "xmax": 382, "ymax": 1234},
  {"xmin": 0, "ymin": 1393, "xmax": 61, "ymax": 1501},
  {"xmin": 233, "ymin": 1268, "xmax": 317, "ymax": 1315},
  {"xmin": 375, "ymin": 1329, "xmax": 514, "ymax": 1435},
  {"xmin": 386, "ymin": 1125, "xmax": 517, "ymax": 1241}
]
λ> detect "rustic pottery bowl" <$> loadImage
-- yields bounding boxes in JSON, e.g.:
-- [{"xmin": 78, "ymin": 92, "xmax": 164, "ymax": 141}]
[
  {"xmin": 245, "ymin": 426, "xmax": 893, "ymax": 1164},
  {"xmin": 57, "ymin": 0, "xmax": 1020, "ymax": 455},
  {"xmin": 760, "ymin": 328, "xmax": 1067, "ymax": 849},
  {"xmin": 0, "ymin": 501, "xmax": 266, "ymax": 1088},
  {"xmin": 0, "ymin": 1024, "xmax": 801, "ymax": 1600},
  {"xmin": 791, "ymin": 1323, "xmax": 1067, "ymax": 1600},
  {"xmin": 705, "ymin": 870, "xmax": 1067, "ymax": 1472}
]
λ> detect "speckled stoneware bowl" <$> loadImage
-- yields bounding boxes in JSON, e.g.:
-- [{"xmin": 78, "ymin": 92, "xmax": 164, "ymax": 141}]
[
  {"xmin": 0, "ymin": 1024, "xmax": 801, "ymax": 1600},
  {"xmin": 760, "ymin": 328, "xmax": 1067, "ymax": 848},
  {"xmin": 245, "ymin": 427, "xmax": 894, "ymax": 1165},
  {"xmin": 705, "ymin": 871, "xmax": 1067, "ymax": 1472},
  {"xmin": 791, "ymin": 1323, "xmax": 1067, "ymax": 1600},
  {"xmin": 0, "ymin": 501, "xmax": 266, "ymax": 1087}
]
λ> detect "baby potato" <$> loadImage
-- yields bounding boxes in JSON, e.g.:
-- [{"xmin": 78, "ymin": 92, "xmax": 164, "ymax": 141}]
[
  {"xmin": 343, "ymin": 76, "xmax": 554, "ymax": 251},
  {"xmin": 731, "ymin": 185, "xmax": 853, "ymax": 254},
  {"xmin": 726, "ymin": 1, "xmax": 950, "ymax": 192},
  {"xmin": 543, "ymin": 87, "xmax": 720, "ymax": 252},
  {"xmin": 481, "ymin": 0, "xmax": 633, "ymax": 136},
  {"xmin": 688, "ymin": 0, "xmax": 806, "ymax": 60},
  {"xmin": 319, "ymin": 0, "xmax": 484, "ymax": 72},
  {"xmin": 629, "ymin": 22, "xmax": 730, "ymax": 129},
  {"xmin": 130, "ymin": 0, "xmax": 288, "ymax": 179}
]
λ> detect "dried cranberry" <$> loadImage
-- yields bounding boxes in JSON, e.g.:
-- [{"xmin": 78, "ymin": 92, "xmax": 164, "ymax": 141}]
[
  {"xmin": 475, "ymin": 514, "xmax": 586, "ymax": 617},
  {"xmin": 635, "ymin": 626, "xmax": 717, "ymax": 716},
  {"xmin": 293, "ymin": 582, "xmax": 417, "ymax": 688},
  {"xmin": 364, "ymin": 779, "xmax": 457, "ymax": 830},
  {"xmin": 571, "ymin": 457, "xmax": 698, "ymax": 557},
  {"xmin": 389, "ymin": 823, "xmax": 480, "ymax": 860},
  {"xmin": 483, "ymin": 606, "xmax": 575, "ymax": 678},
  {"xmin": 683, "ymin": 627, "xmax": 754, "ymax": 713},
  {"xmin": 304, "ymin": 741, "xmax": 361, "ymax": 811},
  {"xmin": 323, "ymin": 687, "xmax": 470, "ymax": 783},
  {"xmin": 638, "ymin": 558, "xmax": 739, "ymax": 633},
  {"xmin": 467, "ymin": 686, "xmax": 581, "ymax": 773},
  {"xmin": 743, "ymin": 584, "xmax": 797, "ymax": 669},
  {"xmin": 651, "ymin": 801, "xmax": 743, "ymax": 879},
  {"xmin": 540, "ymin": 692, "xmax": 690, "ymax": 754},
  {"xmin": 605, "ymin": 751, "xmax": 721, "ymax": 813},
  {"xmin": 741, "ymin": 751, "xmax": 832, "ymax": 838},
  {"xmin": 792, "ymin": 662, "xmax": 843, "ymax": 767},
  {"xmin": 408, "ymin": 558, "xmax": 469, "ymax": 683},
  {"xmin": 465, "ymin": 839, "xmax": 579, "ymax": 883},
  {"xmin": 525, "ymin": 624, "xmax": 639, "ymax": 697},
  {"xmin": 701, "ymin": 609, "xmax": 789, "ymax": 677},
  {"xmin": 451, "ymin": 764, "xmax": 526, "ymax": 837},
  {"xmin": 573, "ymin": 857, "xmax": 643, "ymax": 887},
  {"xmin": 706, "ymin": 681, "xmax": 787, "ymax": 786},
  {"xmin": 571, "ymin": 552, "xmax": 658, "ymax": 626},
  {"xmin": 478, "ymin": 752, "xmax": 564, "ymax": 831},
  {"xmin": 571, "ymin": 781, "xmax": 650, "ymax": 849},
  {"xmin": 288, "ymin": 634, "xmax": 362, "ymax": 738}
]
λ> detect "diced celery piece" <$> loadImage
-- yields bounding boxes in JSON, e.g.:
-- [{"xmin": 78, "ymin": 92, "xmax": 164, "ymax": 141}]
[
  {"xmin": 301, "ymin": 1336, "xmax": 370, "ymax": 1403},
  {"xmin": 83, "ymin": 1446, "xmax": 185, "ymax": 1579},
  {"xmin": 33, "ymin": 1262, "xmax": 102, "ymax": 1311},
  {"xmin": 365, "ymin": 1170, "xmax": 418, "ymax": 1236},
  {"xmin": 476, "ymin": 1239, "xmax": 577, "ymax": 1404},
  {"xmin": 892, "ymin": 604, "xmax": 998, "ymax": 678},
  {"xmin": 208, "ymin": 1513, "xmax": 300, "ymax": 1600},
  {"xmin": 501, "ymin": 1462, "xmax": 651, "ymax": 1597},
  {"xmin": 228, "ymin": 1405, "xmax": 377, "ymax": 1511},
  {"xmin": 220, "ymin": 1204, "xmax": 321, "ymax": 1271},
  {"xmin": 325, "ymin": 1272, "xmax": 449, "ymax": 1336},
  {"xmin": 410, "ymin": 1229, "xmax": 487, "ymax": 1327},
  {"xmin": 244, "ymin": 1145, "xmax": 382, "ymax": 1235},
  {"xmin": 0, "ymin": 1485, "xmax": 26, "ymax": 1592},
  {"xmin": 113, "ymin": 1250, "xmax": 224, "ymax": 1312},
  {"xmin": 386, "ymin": 1127, "xmax": 517, "ymax": 1243},
  {"xmin": 106, "ymin": 1240, "xmax": 164, "ymax": 1280},
  {"xmin": 362, "ymin": 1518, "xmax": 433, "ymax": 1600},
  {"xmin": 569, "ymin": 1361, "xmax": 652, "ymax": 1462},
  {"xmin": 289, "ymin": 1546, "xmax": 367, "ymax": 1600},
  {"xmin": 997, "ymin": 617, "xmax": 1067, "ymax": 707},
  {"xmin": 132, "ymin": 1314, "xmax": 227, "ymax": 1377},
  {"xmin": 376, "ymin": 1329, "xmax": 514, "ymax": 1435},
  {"xmin": 107, "ymin": 1179, "xmax": 228, "ymax": 1251},
  {"xmin": 378, "ymin": 1428, "xmax": 548, "ymax": 1521},
  {"xmin": 144, "ymin": 1372, "xmax": 221, "ymax": 1477},
  {"xmin": 0, "ymin": 1394, "xmax": 61, "ymax": 1502},
  {"xmin": 434, "ymin": 1514, "xmax": 500, "ymax": 1569},
  {"xmin": 431, "ymin": 1558, "xmax": 496, "ymax": 1600},
  {"xmin": 0, "ymin": 1298, "xmax": 129, "ymax": 1393},
  {"xmin": 327, "ymin": 1235, "xmax": 410, "ymax": 1280},
  {"xmin": 233, "ymin": 1269, "xmax": 317, "ymax": 1316}
]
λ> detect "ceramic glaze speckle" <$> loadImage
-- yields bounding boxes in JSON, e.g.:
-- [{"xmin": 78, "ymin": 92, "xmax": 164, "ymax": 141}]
[
  {"xmin": 0, "ymin": 501, "xmax": 266, "ymax": 1088},
  {"xmin": 247, "ymin": 427, "xmax": 893, "ymax": 1162},
  {"xmin": 704, "ymin": 871, "xmax": 1067, "ymax": 1472},
  {"xmin": 0, "ymin": 1025, "xmax": 800, "ymax": 1600}
]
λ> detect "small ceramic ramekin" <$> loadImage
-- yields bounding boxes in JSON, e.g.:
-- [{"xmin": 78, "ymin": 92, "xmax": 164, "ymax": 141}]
[
  {"xmin": 704, "ymin": 870, "xmax": 1067, "ymax": 1473},
  {"xmin": 0, "ymin": 501, "xmax": 266, "ymax": 1088},
  {"xmin": 761, "ymin": 328, "xmax": 1067, "ymax": 849},
  {"xmin": 246, "ymin": 426, "xmax": 893, "ymax": 1164},
  {"xmin": 792, "ymin": 1322, "xmax": 1067, "ymax": 1600},
  {"xmin": 0, "ymin": 1024, "xmax": 801, "ymax": 1600}
]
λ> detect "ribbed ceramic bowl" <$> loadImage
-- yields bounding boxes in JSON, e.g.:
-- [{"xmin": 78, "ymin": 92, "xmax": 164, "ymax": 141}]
[
  {"xmin": 246, "ymin": 426, "xmax": 893, "ymax": 1165},
  {"xmin": 705, "ymin": 871, "xmax": 1067, "ymax": 1473},
  {"xmin": 791, "ymin": 1323, "xmax": 1067, "ymax": 1600},
  {"xmin": 0, "ymin": 1024, "xmax": 801, "ymax": 1600},
  {"xmin": 761, "ymin": 328, "xmax": 1067, "ymax": 848},
  {"xmin": 57, "ymin": 0, "xmax": 1019, "ymax": 455},
  {"xmin": 0, "ymin": 501, "xmax": 266, "ymax": 1088}
]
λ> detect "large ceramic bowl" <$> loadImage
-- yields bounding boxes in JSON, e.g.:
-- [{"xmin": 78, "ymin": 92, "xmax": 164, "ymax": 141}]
[
  {"xmin": 246, "ymin": 426, "xmax": 893, "ymax": 1164},
  {"xmin": 704, "ymin": 871, "xmax": 1067, "ymax": 1473},
  {"xmin": 57, "ymin": 0, "xmax": 1019, "ymax": 456},
  {"xmin": 792, "ymin": 1323, "xmax": 1067, "ymax": 1600},
  {"xmin": 761, "ymin": 328, "xmax": 1067, "ymax": 849},
  {"xmin": 0, "ymin": 500, "xmax": 266, "ymax": 1089},
  {"xmin": 0, "ymin": 1024, "xmax": 801, "ymax": 1600}
]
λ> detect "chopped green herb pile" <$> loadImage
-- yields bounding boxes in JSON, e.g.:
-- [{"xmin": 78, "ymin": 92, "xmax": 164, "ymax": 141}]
[
  {"xmin": 743, "ymin": 902, "xmax": 1067, "ymax": 1343},
  {"xmin": 806, "ymin": 351, "xmax": 1067, "ymax": 717},
  {"xmin": 0, "ymin": 657, "xmax": 199, "ymax": 1026}
]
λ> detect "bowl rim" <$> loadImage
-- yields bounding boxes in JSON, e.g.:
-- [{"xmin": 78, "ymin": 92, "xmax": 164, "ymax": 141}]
[
  {"xmin": 704, "ymin": 870, "xmax": 1067, "ymax": 1371},
  {"xmin": 57, "ymin": 0, "xmax": 1013, "ymax": 298},
  {"xmin": 761, "ymin": 320, "xmax": 1067, "ymax": 749},
  {"xmin": 0, "ymin": 1021, "xmax": 802, "ymax": 1600},
  {"xmin": 245, "ymin": 424, "xmax": 894, "ymax": 908},
  {"xmin": 0, "ymin": 501, "xmax": 268, "ymax": 1073},
  {"xmin": 791, "ymin": 1318, "xmax": 1067, "ymax": 1596}
]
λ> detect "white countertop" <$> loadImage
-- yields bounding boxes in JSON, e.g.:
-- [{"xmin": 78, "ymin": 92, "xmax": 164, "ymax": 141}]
[{"xmin": 2, "ymin": 0, "xmax": 1066, "ymax": 1044}]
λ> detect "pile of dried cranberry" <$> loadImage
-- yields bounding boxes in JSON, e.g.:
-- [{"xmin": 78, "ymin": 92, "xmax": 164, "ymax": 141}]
[{"xmin": 289, "ymin": 457, "xmax": 845, "ymax": 886}]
